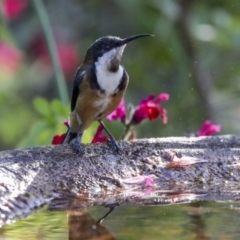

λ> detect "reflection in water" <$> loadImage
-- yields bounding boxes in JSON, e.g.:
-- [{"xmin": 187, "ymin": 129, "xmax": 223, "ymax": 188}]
[
  {"xmin": 68, "ymin": 204, "xmax": 211, "ymax": 240},
  {"xmin": 68, "ymin": 210, "xmax": 115, "ymax": 240},
  {"xmin": 2, "ymin": 202, "xmax": 240, "ymax": 239},
  {"xmin": 2, "ymin": 190, "xmax": 240, "ymax": 239},
  {"xmin": 186, "ymin": 203, "xmax": 209, "ymax": 240},
  {"xmin": 96, "ymin": 207, "xmax": 116, "ymax": 225}
]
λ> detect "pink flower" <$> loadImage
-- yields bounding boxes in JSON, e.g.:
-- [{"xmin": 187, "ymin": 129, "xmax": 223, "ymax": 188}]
[
  {"xmin": 156, "ymin": 93, "xmax": 169, "ymax": 101},
  {"xmin": 52, "ymin": 133, "xmax": 66, "ymax": 145},
  {"xmin": 92, "ymin": 125, "xmax": 109, "ymax": 143},
  {"xmin": 2, "ymin": 0, "xmax": 28, "ymax": 20},
  {"xmin": 64, "ymin": 120, "xmax": 70, "ymax": 128},
  {"xmin": 132, "ymin": 93, "xmax": 169, "ymax": 124},
  {"xmin": 122, "ymin": 174, "xmax": 156, "ymax": 188},
  {"xmin": 106, "ymin": 99, "xmax": 126, "ymax": 121},
  {"xmin": 196, "ymin": 120, "xmax": 221, "ymax": 136}
]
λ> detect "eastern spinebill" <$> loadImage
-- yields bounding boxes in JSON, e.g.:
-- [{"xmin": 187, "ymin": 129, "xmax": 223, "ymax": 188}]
[{"xmin": 63, "ymin": 34, "xmax": 153, "ymax": 154}]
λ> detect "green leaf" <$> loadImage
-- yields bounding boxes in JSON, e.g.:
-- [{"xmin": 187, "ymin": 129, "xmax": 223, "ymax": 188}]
[
  {"xmin": 82, "ymin": 122, "xmax": 98, "ymax": 143},
  {"xmin": 51, "ymin": 99, "xmax": 69, "ymax": 117},
  {"xmin": 33, "ymin": 97, "xmax": 51, "ymax": 117}
]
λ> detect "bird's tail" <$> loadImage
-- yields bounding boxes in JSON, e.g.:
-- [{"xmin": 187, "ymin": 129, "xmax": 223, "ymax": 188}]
[{"xmin": 63, "ymin": 129, "xmax": 79, "ymax": 144}]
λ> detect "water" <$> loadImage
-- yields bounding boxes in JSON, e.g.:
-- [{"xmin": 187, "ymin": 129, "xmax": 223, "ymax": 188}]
[{"xmin": 1, "ymin": 201, "xmax": 240, "ymax": 239}]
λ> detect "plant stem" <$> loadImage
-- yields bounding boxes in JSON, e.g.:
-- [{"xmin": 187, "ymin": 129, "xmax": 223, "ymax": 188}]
[
  {"xmin": 122, "ymin": 123, "xmax": 133, "ymax": 141},
  {"xmin": 175, "ymin": 0, "xmax": 215, "ymax": 121},
  {"xmin": 32, "ymin": 0, "xmax": 69, "ymax": 105}
]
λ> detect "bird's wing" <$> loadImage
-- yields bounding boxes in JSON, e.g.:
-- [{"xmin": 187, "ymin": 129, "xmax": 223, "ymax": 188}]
[{"xmin": 71, "ymin": 67, "xmax": 85, "ymax": 111}]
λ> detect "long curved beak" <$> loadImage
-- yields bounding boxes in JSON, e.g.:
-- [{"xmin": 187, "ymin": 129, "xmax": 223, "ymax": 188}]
[{"xmin": 119, "ymin": 34, "xmax": 154, "ymax": 46}]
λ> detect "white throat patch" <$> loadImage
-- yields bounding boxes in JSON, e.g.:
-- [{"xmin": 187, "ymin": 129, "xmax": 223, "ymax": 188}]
[{"xmin": 95, "ymin": 46, "xmax": 125, "ymax": 94}]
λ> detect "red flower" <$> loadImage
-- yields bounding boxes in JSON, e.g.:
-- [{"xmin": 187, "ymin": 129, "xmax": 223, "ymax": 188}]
[
  {"xmin": 196, "ymin": 120, "xmax": 221, "ymax": 136},
  {"xmin": 106, "ymin": 99, "xmax": 126, "ymax": 121},
  {"xmin": 132, "ymin": 93, "xmax": 169, "ymax": 124},
  {"xmin": 92, "ymin": 125, "xmax": 109, "ymax": 144},
  {"xmin": 52, "ymin": 120, "xmax": 69, "ymax": 145},
  {"xmin": 2, "ymin": 0, "xmax": 28, "ymax": 20},
  {"xmin": 52, "ymin": 133, "xmax": 66, "ymax": 145}
]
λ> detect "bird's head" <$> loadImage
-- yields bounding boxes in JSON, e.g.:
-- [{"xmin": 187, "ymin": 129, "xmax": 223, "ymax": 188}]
[{"xmin": 84, "ymin": 34, "xmax": 153, "ymax": 72}]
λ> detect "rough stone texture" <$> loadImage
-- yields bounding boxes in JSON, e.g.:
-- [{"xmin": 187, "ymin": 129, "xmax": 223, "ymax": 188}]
[{"xmin": 0, "ymin": 135, "xmax": 240, "ymax": 198}]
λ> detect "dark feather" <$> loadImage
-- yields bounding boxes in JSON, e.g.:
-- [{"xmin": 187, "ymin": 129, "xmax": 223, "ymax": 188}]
[
  {"xmin": 71, "ymin": 64, "xmax": 104, "ymax": 111},
  {"xmin": 71, "ymin": 67, "xmax": 85, "ymax": 111},
  {"xmin": 117, "ymin": 69, "xmax": 128, "ymax": 91}
]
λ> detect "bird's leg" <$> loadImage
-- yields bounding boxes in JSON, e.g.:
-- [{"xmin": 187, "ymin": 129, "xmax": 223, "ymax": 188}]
[
  {"xmin": 98, "ymin": 120, "xmax": 122, "ymax": 152},
  {"xmin": 72, "ymin": 132, "xmax": 84, "ymax": 155}
]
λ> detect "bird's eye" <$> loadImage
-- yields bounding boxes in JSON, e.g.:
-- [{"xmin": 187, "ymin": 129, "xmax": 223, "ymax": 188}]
[{"xmin": 103, "ymin": 45, "xmax": 110, "ymax": 50}]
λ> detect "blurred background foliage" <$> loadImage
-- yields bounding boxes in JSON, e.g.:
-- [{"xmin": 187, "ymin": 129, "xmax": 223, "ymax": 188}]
[{"xmin": 0, "ymin": 0, "xmax": 240, "ymax": 150}]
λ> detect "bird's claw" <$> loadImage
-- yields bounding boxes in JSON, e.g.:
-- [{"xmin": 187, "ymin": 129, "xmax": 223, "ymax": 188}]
[
  {"xmin": 71, "ymin": 137, "xmax": 84, "ymax": 155},
  {"xmin": 106, "ymin": 138, "xmax": 122, "ymax": 153}
]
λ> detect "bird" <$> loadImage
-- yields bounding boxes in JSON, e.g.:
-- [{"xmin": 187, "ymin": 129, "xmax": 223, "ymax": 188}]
[{"xmin": 63, "ymin": 34, "xmax": 152, "ymax": 154}]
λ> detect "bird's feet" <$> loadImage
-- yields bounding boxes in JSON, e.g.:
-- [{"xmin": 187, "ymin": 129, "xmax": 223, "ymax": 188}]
[
  {"xmin": 98, "ymin": 120, "xmax": 123, "ymax": 154},
  {"xmin": 106, "ymin": 138, "xmax": 122, "ymax": 153},
  {"xmin": 71, "ymin": 137, "xmax": 84, "ymax": 155}
]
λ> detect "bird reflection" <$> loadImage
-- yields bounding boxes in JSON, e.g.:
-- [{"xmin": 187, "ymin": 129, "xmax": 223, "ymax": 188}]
[
  {"xmin": 186, "ymin": 203, "xmax": 210, "ymax": 240},
  {"xmin": 68, "ymin": 209, "xmax": 115, "ymax": 240}
]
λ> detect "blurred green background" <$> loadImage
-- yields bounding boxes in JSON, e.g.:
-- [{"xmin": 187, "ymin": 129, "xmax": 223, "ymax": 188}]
[{"xmin": 0, "ymin": 0, "xmax": 240, "ymax": 151}]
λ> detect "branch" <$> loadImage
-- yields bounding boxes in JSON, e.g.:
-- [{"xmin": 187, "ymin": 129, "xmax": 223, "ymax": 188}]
[{"xmin": 1, "ymin": 135, "xmax": 240, "ymax": 195}]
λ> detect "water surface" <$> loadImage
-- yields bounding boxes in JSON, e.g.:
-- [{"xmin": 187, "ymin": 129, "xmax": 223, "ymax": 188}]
[{"xmin": 1, "ymin": 201, "xmax": 240, "ymax": 239}]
